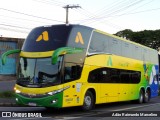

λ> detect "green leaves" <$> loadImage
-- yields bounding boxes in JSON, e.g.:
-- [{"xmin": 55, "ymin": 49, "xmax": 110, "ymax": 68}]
[{"xmin": 115, "ymin": 29, "xmax": 160, "ymax": 50}]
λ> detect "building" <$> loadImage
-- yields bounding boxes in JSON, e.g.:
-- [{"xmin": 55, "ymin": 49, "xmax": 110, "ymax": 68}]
[{"xmin": 0, "ymin": 37, "xmax": 24, "ymax": 75}]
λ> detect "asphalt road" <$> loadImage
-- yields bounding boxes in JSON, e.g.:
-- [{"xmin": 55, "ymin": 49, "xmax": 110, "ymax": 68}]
[
  {"xmin": 0, "ymin": 96, "xmax": 160, "ymax": 120},
  {"xmin": 0, "ymin": 80, "xmax": 16, "ymax": 91}
]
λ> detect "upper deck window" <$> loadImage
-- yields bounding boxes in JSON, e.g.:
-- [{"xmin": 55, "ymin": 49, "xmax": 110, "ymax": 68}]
[{"xmin": 67, "ymin": 26, "xmax": 92, "ymax": 49}]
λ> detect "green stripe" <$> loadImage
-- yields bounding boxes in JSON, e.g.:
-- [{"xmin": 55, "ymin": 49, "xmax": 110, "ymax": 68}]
[{"xmin": 15, "ymin": 92, "xmax": 63, "ymax": 108}]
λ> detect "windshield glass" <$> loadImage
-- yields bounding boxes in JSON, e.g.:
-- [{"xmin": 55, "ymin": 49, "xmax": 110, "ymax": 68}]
[{"xmin": 17, "ymin": 57, "xmax": 63, "ymax": 87}]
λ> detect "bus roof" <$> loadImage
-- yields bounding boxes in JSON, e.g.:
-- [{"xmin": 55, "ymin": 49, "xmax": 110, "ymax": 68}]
[
  {"xmin": 21, "ymin": 24, "xmax": 156, "ymax": 53},
  {"xmin": 22, "ymin": 24, "xmax": 93, "ymax": 52}
]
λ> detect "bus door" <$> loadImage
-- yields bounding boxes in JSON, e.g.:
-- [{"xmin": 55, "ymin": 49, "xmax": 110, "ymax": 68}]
[
  {"xmin": 62, "ymin": 63, "xmax": 83, "ymax": 107},
  {"xmin": 63, "ymin": 81, "xmax": 82, "ymax": 107}
]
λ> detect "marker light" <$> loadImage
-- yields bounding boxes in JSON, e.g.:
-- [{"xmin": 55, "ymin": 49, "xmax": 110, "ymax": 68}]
[
  {"xmin": 16, "ymin": 98, "xmax": 18, "ymax": 102},
  {"xmin": 52, "ymin": 99, "xmax": 58, "ymax": 104}
]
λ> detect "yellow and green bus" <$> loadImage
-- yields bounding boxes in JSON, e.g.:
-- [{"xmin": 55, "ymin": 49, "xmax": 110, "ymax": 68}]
[{"xmin": 2, "ymin": 24, "xmax": 159, "ymax": 110}]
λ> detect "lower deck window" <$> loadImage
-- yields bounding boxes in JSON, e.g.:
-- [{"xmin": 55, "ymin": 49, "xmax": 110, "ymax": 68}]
[{"xmin": 88, "ymin": 67, "xmax": 141, "ymax": 84}]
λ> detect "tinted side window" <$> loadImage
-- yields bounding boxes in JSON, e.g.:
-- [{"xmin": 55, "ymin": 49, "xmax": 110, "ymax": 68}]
[
  {"xmin": 88, "ymin": 68, "xmax": 101, "ymax": 83},
  {"xmin": 110, "ymin": 69, "xmax": 120, "ymax": 83},
  {"xmin": 64, "ymin": 63, "xmax": 82, "ymax": 83},
  {"xmin": 88, "ymin": 68, "xmax": 120, "ymax": 83},
  {"xmin": 130, "ymin": 71, "xmax": 141, "ymax": 83},
  {"xmin": 120, "ymin": 70, "xmax": 131, "ymax": 83},
  {"xmin": 63, "ymin": 54, "xmax": 83, "ymax": 83},
  {"xmin": 88, "ymin": 67, "xmax": 141, "ymax": 84}
]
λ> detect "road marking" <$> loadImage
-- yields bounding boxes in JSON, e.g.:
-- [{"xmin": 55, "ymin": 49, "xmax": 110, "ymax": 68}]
[
  {"xmin": 66, "ymin": 103, "xmax": 160, "ymax": 118},
  {"xmin": 111, "ymin": 103, "xmax": 160, "ymax": 111}
]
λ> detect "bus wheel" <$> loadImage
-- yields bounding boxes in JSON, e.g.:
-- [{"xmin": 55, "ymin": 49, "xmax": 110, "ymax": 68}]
[
  {"xmin": 137, "ymin": 89, "xmax": 144, "ymax": 104},
  {"xmin": 82, "ymin": 91, "xmax": 94, "ymax": 111},
  {"xmin": 144, "ymin": 90, "xmax": 150, "ymax": 103}
]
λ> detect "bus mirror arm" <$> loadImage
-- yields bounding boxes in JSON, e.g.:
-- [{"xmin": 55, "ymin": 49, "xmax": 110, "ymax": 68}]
[
  {"xmin": 51, "ymin": 47, "xmax": 83, "ymax": 64},
  {"xmin": 2, "ymin": 49, "xmax": 21, "ymax": 65}
]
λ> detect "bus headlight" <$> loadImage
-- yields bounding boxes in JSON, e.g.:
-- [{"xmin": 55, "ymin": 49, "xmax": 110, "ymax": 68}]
[
  {"xmin": 47, "ymin": 86, "xmax": 70, "ymax": 96},
  {"xmin": 47, "ymin": 88, "xmax": 63, "ymax": 95},
  {"xmin": 14, "ymin": 87, "xmax": 21, "ymax": 93},
  {"xmin": 15, "ymin": 89, "xmax": 21, "ymax": 93}
]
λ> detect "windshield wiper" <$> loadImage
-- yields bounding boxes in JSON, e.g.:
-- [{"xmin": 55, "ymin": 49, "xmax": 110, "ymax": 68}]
[
  {"xmin": 17, "ymin": 77, "xmax": 33, "ymax": 86},
  {"xmin": 17, "ymin": 77, "xmax": 30, "ymax": 81}
]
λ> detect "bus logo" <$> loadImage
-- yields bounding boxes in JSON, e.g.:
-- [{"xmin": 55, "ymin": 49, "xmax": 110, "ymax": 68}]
[
  {"xmin": 107, "ymin": 56, "xmax": 113, "ymax": 67},
  {"xmin": 75, "ymin": 32, "xmax": 84, "ymax": 44},
  {"xmin": 36, "ymin": 31, "xmax": 49, "ymax": 42}
]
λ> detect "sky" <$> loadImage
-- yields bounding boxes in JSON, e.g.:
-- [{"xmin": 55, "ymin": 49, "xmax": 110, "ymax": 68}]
[{"xmin": 0, "ymin": 0, "xmax": 160, "ymax": 38}]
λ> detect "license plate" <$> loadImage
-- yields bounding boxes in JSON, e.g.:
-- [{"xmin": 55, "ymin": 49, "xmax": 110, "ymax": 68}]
[{"xmin": 28, "ymin": 102, "xmax": 37, "ymax": 106}]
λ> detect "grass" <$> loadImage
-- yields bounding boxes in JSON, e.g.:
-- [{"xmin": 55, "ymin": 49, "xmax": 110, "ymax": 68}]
[{"xmin": 0, "ymin": 91, "xmax": 15, "ymax": 98}]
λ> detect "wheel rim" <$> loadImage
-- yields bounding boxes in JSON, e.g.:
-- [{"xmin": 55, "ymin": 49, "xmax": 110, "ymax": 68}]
[
  {"xmin": 84, "ymin": 96, "xmax": 91, "ymax": 107},
  {"xmin": 145, "ymin": 91, "xmax": 149, "ymax": 102},
  {"xmin": 139, "ymin": 92, "xmax": 143, "ymax": 103}
]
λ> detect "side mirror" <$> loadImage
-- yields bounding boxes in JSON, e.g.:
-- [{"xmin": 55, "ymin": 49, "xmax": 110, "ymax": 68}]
[
  {"xmin": 1, "ymin": 49, "xmax": 21, "ymax": 65},
  {"xmin": 51, "ymin": 47, "xmax": 83, "ymax": 64}
]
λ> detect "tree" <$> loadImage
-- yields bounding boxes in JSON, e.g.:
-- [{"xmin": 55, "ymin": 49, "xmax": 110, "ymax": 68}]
[
  {"xmin": 114, "ymin": 29, "xmax": 133, "ymax": 40},
  {"xmin": 114, "ymin": 29, "xmax": 160, "ymax": 50}
]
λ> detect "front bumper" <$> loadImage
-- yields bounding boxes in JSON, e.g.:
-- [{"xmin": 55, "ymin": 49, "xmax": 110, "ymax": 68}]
[{"xmin": 15, "ymin": 92, "xmax": 63, "ymax": 108}]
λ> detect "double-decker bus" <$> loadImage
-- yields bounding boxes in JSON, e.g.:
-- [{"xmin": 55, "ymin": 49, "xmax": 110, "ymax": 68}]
[{"xmin": 2, "ymin": 24, "xmax": 159, "ymax": 110}]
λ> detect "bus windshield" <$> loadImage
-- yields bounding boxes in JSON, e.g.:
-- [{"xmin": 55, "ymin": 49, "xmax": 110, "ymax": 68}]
[{"xmin": 17, "ymin": 57, "xmax": 63, "ymax": 87}]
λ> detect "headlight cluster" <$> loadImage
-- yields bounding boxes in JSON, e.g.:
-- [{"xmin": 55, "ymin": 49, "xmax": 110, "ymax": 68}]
[
  {"xmin": 47, "ymin": 86, "xmax": 70, "ymax": 95},
  {"xmin": 14, "ymin": 87, "xmax": 21, "ymax": 93}
]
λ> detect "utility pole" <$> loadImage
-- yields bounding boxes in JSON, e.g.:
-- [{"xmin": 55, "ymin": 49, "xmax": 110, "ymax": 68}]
[{"xmin": 63, "ymin": 5, "xmax": 81, "ymax": 24}]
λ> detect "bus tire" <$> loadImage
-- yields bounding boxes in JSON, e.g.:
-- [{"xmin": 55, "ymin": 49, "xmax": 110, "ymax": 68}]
[
  {"xmin": 81, "ymin": 91, "xmax": 95, "ymax": 111},
  {"xmin": 144, "ymin": 90, "xmax": 150, "ymax": 103},
  {"xmin": 137, "ymin": 89, "xmax": 144, "ymax": 104}
]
